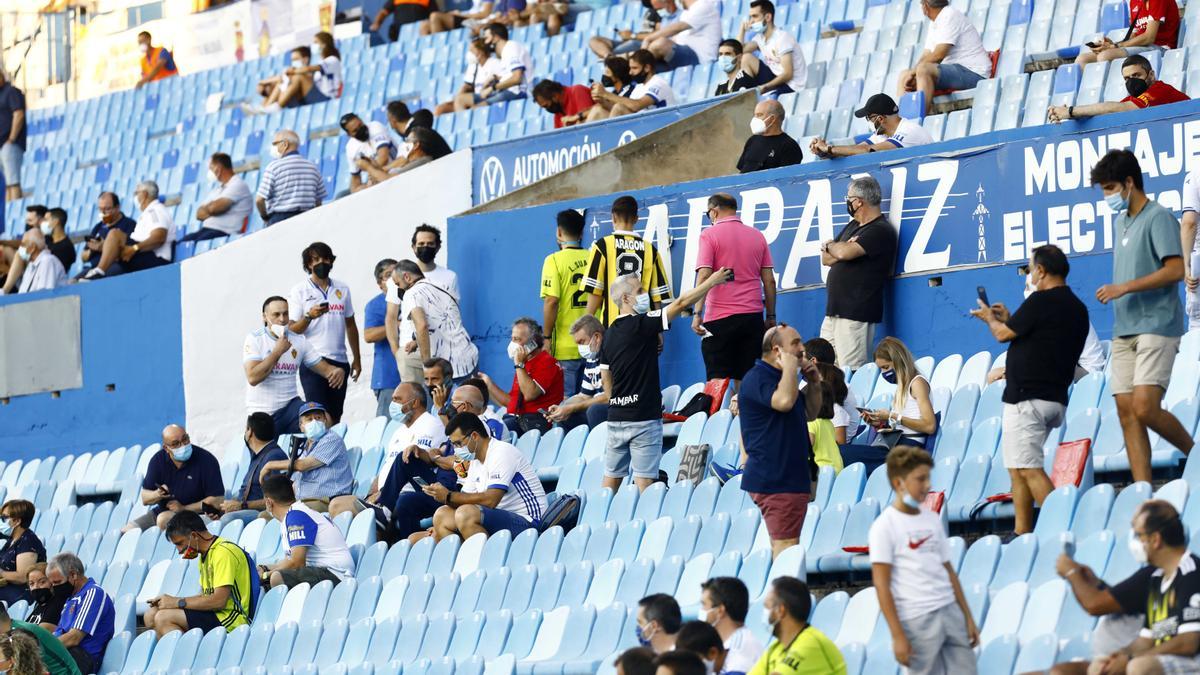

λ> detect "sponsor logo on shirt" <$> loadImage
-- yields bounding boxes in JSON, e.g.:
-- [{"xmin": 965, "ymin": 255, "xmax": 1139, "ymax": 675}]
[
  {"xmin": 287, "ymin": 525, "xmax": 309, "ymax": 543},
  {"xmin": 906, "ymin": 532, "xmax": 934, "ymax": 550},
  {"xmin": 612, "ymin": 394, "xmax": 641, "ymax": 406}
]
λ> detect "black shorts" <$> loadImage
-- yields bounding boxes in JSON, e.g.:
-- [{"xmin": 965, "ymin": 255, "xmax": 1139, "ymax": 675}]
[
  {"xmin": 184, "ymin": 608, "xmax": 224, "ymax": 632},
  {"xmin": 387, "ymin": 5, "xmax": 431, "ymax": 40},
  {"xmin": 277, "ymin": 566, "xmax": 342, "ymax": 589},
  {"xmin": 701, "ymin": 312, "xmax": 766, "ymax": 380}
]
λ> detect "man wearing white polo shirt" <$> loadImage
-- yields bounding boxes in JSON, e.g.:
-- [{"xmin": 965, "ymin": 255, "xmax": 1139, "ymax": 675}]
[
  {"xmin": 609, "ymin": 50, "xmax": 677, "ymax": 117},
  {"xmin": 260, "ymin": 474, "xmax": 355, "ymax": 588},
  {"xmin": 809, "ymin": 94, "xmax": 934, "ymax": 158},
  {"xmin": 479, "ymin": 23, "xmax": 533, "ymax": 104},
  {"xmin": 288, "ymin": 242, "xmax": 361, "ymax": 425},
  {"xmin": 245, "ymin": 296, "xmax": 345, "ymax": 434}
]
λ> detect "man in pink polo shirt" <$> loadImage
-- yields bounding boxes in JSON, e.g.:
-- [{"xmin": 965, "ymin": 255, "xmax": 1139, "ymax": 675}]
[{"xmin": 691, "ymin": 192, "xmax": 778, "ymax": 385}]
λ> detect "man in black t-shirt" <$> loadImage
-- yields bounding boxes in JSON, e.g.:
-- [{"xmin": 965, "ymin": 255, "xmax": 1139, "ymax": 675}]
[
  {"xmin": 820, "ymin": 175, "xmax": 897, "ymax": 369},
  {"xmin": 736, "ymin": 99, "xmax": 803, "ymax": 174},
  {"xmin": 599, "ymin": 268, "xmax": 732, "ymax": 492},
  {"xmin": 1052, "ymin": 500, "xmax": 1200, "ymax": 675},
  {"xmin": 970, "ymin": 244, "xmax": 1088, "ymax": 535}
]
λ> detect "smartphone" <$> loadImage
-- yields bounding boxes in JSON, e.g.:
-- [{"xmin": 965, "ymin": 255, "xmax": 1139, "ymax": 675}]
[
  {"xmin": 201, "ymin": 502, "xmax": 223, "ymax": 518},
  {"xmin": 411, "ymin": 476, "xmax": 429, "ymax": 489},
  {"xmin": 319, "ymin": 302, "xmax": 330, "ymax": 310},
  {"xmin": 855, "ymin": 407, "xmax": 872, "ymax": 414},
  {"xmin": 977, "ymin": 286, "xmax": 989, "ymax": 307},
  {"xmin": 1085, "ymin": 40, "xmax": 1100, "ymax": 48},
  {"xmin": 1062, "ymin": 539, "xmax": 1076, "ymax": 558}
]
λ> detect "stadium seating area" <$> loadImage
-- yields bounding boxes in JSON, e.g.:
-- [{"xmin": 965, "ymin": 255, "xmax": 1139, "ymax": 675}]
[
  {"xmin": 7, "ymin": 0, "xmax": 1199, "ymax": 275},
  {"xmin": 5, "ymin": 325, "xmax": 1200, "ymax": 674}
]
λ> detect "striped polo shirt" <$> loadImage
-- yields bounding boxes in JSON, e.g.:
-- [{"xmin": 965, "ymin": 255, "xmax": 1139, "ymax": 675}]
[{"xmin": 256, "ymin": 152, "xmax": 326, "ymax": 215}]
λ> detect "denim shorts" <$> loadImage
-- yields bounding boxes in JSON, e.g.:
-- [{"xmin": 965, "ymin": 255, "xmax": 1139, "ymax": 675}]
[
  {"xmin": 0, "ymin": 143, "xmax": 22, "ymax": 187},
  {"xmin": 665, "ymin": 44, "xmax": 700, "ymax": 70},
  {"xmin": 935, "ymin": 63, "xmax": 986, "ymax": 90},
  {"xmin": 604, "ymin": 419, "xmax": 664, "ymax": 479},
  {"xmin": 483, "ymin": 88, "xmax": 526, "ymax": 105},
  {"xmin": 1122, "ymin": 45, "xmax": 1164, "ymax": 56}
]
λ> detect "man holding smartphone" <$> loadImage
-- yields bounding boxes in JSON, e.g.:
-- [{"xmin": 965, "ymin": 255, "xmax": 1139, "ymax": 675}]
[
  {"xmin": 1073, "ymin": 0, "xmax": 1179, "ymax": 68},
  {"xmin": 121, "ymin": 425, "xmax": 225, "ymax": 533}
]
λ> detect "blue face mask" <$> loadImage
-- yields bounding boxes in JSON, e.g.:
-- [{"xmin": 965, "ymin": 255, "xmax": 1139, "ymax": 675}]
[
  {"xmin": 1106, "ymin": 186, "xmax": 1130, "ymax": 214},
  {"xmin": 635, "ymin": 623, "xmax": 654, "ymax": 647},
  {"xmin": 633, "ymin": 293, "xmax": 651, "ymax": 314},
  {"xmin": 657, "ymin": 8, "xmax": 671, "ymax": 18},
  {"xmin": 303, "ymin": 419, "xmax": 327, "ymax": 441},
  {"xmin": 389, "ymin": 401, "xmax": 407, "ymax": 421},
  {"xmin": 454, "ymin": 437, "xmax": 476, "ymax": 462},
  {"xmin": 901, "ymin": 493, "xmax": 922, "ymax": 510},
  {"xmin": 718, "ymin": 54, "xmax": 736, "ymax": 73},
  {"xmin": 880, "ymin": 369, "xmax": 897, "ymax": 384},
  {"xmin": 0, "ymin": 521, "xmax": 12, "ymax": 537},
  {"xmin": 748, "ymin": 19, "xmax": 765, "ymax": 31},
  {"xmin": 171, "ymin": 444, "xmax": 193, "ymax": 462}
]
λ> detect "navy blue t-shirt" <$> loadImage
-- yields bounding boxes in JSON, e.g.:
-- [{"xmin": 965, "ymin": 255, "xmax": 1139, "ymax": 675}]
[
  {"xmin": 237, "ymin": 441, "xmax": 288, "ymax": 503},
  {"xmin": 365, "ymin": 293, "xmax": 400, "ymax": 390},
  {"xmin": 738, "ymin": 359, "xmax": 813, "ymax": 495},
  {"xmin": 141, "ymin": 446, "xmax": 225, "ymax": 514},
  {"xmin": 84, "ymin": 215, "xmax": 138, "ymax": 268},
  {"xmin": 0, "ymin": 83, "xmax": 26, "ymax": 150}
]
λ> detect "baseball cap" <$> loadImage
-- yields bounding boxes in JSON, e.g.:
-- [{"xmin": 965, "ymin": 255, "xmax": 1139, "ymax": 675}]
[
  {"xmin": 854, "ymin": 93, "xmax": 899, "ymax": 118},
  {"xmin": 298, "ymin": 401, "xmax": 327, "ymax": 417}
]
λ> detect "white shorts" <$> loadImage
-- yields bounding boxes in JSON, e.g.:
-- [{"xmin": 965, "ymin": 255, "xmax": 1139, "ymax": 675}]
[
  {"xmin": 1001, "ymin": 400, "xmax": 1065, "ymax": 469},
  {"xmin": 1110, "ymin": 334, "xmax": 1179, "ymax": 395}
]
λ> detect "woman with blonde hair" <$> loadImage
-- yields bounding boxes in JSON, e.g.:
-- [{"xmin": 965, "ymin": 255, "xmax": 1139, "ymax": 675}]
[{"xmin": 0, "ymin": 630, "xmax": 48, "ymax": 675}]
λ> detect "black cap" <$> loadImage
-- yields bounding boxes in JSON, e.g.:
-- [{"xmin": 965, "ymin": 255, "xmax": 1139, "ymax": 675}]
[{"xmin": 854, "ymin": 93, "xmax": 899, "ymax": 118}]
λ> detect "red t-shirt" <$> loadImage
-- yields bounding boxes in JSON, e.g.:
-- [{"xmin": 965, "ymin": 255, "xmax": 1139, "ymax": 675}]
[
  {"xmin": 1129, "ymin": 0, "xmax": 1179, "ymax": 49},
  {"xmin": 507, "ymin": 348, "xmax": 565, "ymax": 414},
  {"xmin": 1122, "ymin": 80, "xmax": 1190, "ymax": 108},
  {"xmin": 554, "ymin": 85, "xmax": 595, "ymax": 128}
]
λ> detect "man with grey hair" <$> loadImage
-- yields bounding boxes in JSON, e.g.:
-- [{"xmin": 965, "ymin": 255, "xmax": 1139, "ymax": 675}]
[
  {"xmin": 81, "ymin": 180, "xmax": 176, "ymax": 279},
  {"xmin": 810, "ymin": 93, "xmax": 934, "ymax": 158},
  {"xmin": 820, "ymin": 176, "xmax": 897, "ymax": 370},
  {"xmin": 255, "ymin": 128, "xmax": 325, "ymax": 226},
  {"xmin": 736, "ymin": 99, "xmax": 803, "ymax": 174},
  {"xmin": 602, "ymin": 267, "xmax": 733, "ymax": 491},
  {"xmin": 547, "ymin": 313, "xmax": 610, "ymax": 429},
  {"xmin": 481, "ymin": 317, "xmax": 564, "ymax": 434},
  {"xmin": 11, "ymin": 229, "xmax": 66, "ymax": 293},
  {"xmin": 896, "ymin": 0, "xmax": 991, "ymax": 115},
  {"xmin": 49, "ymin": 552, "xmax": 114, "ymax": 675}
]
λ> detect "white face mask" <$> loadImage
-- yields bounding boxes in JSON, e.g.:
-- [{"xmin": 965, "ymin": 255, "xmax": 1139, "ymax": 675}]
[
  {"xmin": 270, "ymin": 144, "xmax": 283, "ymax": 159},
  {"xmin": 1128, "ymin": 529, "xmax": 1149, "ymax": 565},
  {"xmin": 311, "ymin": 43, "xmax": 323, "ymax": 57},
  {"xmin": 749, "ymin": 116, "xmax": 768, "ymax": 135},
  {"xmin": 139, "ymin": 43, "xmax": 150, "ymax": 55},
  {"xmin": 40, "ymin": 222, "xmax": 53, "ymax": 236},
  {"xmin": 269, "ymin": 324, "xmax": 286, "ymax": 339},
  {"xmin": 291, "ymin": 59, "xmax": 304, "ymax": 69},
  {"xmin": 208, "ymin": 169, "xmax": 219, "ymax": 183}
]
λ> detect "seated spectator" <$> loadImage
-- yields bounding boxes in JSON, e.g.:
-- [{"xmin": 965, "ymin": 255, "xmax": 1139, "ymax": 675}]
[
  {"xmin": 480, "ymin": 317, "xmax": 565, "ymax": 434},
  {"xmin": 587, "ymin": 56, "xmax": 638, "ymax": 122},
  {"xmin": 249, "ymin": 47, "xmax": 327, "ymax": 114},
  {"xmin": 519, "ymin": 0, "xmax": 571, "ymax": 37},
  {"xmin": 1048, "ymin": 54, "xmax": 1188, "ymax": 123},
  {"xmin": 424, "ymin": 357, "xmax": 454, "ymax": 413},
  {"xmin": 841, "ymin": 336, "xmax": 937, "ymax": 472},
  {"xmin": 589, "ymin": 0, "xmax": 661, "ymax": 58},
  {"xmin": 1074, "ymin": 0, "xmax": 1179, "ymax": 67},
  {"xmin": 0, "ymin": 603, "xmax": 78, "ymax": 675},
  {"xmin": 674, "ymin": 621, "xmax": 728, "ymax": 674},
  {"xmin": 135, "ymin": 31, "xmax": 178, "ymax": 89},
  {"xmin": 615, "ymin": 647, "xmax": 657, "ymax": 675},
  {"xmin": 808, "ymin": 365, "xmax": 845, "ymax": 474},
  {"xmin": 699, "ymin": 577, "xmax": 762, "ymax": 673},
  {"xmin": 179, "ymin": 153, "xmax": 253, "ymax": 242},
  {"xmin": 608, "ymin": 49, "xmax": 677, "ymax": 118},
  {"xmin": 427, "ymin": 413, "xmax": 547, "ymax": 539},
  {"xmin": 736, "ymin": 99, "xmax": 803, "ymax": 173},
  {"xmin": 643, "ymin": 0, "xmax": 721, "ymax": 70},
  {"xmin": 0, "ymin": 500, "xmax": 45, "ymax": 606},
  {"xmin": 255, "ymin": 129, "xmax": 325, "ymax": 226},
  {"xmin": 385, "ymin": 101, "xmax": 435, "ymax": 140},
  {"xmin": 309, "ymin": 33, "xmax": 343, "ymax": 100},
  {"xmin": 437, "ymin": 39, "xmax": 502, "ymax": 115},
  {"xmin": 370, "ymin": 0, "xmax": 434, "ymax": 42},
  {"xmin": 122, "ymin": 425, "xmax": 224, "ymax": 532},
  {"xmin": 636, "ymin": 594, "xmax": 681, "ymax": 654},
  {"xmin": 532, "ymin": 79, "xmax": 594, "ymax": 128},
  {"xmin": 49, "ymin": 553, "xmax": 114, "ymax": 675},
  {"xmin": 259, "ymin": 402, "xmax": 355, "ymax": 514},
  {"xmin": 423, "ymin": 0, "xmax": 495, "ymax": 35},
  {"xmin": 752, "ymin": 577, "xmax": 846, "ymax": 673},
  {"xmin": 0, "ymin": 205, "xmax": 44, "ymax": 281},
  {"xmin": 547, "ymin": 314, "xmax": 610, "ymax": 430},
  {"xmin": 27, "ymin": 565, "xmax": 69, "ymax": 632},
  {"xmin": 341, "ymin": 112, "xmax": 395, "ymax": 194},
  {"xmin": 10, "ymin": 230, "xmax": 66, "ymax": 294},
  {"xmin": 897, "ymin": 0, "xmax": 992, "ymax": 114},
  {"xmin": 356, "ymin": 127, "xmax": 449, "ymax": 183},
  {"xmin": 442, "ymin": 382, "xmax": 508, "ymax": 439},
  {"xmin": 653, "ymin": 651, "xmax": 705, "ymax": 675},
  {"xmin": 713, "ymin": 39, "xmax": 773, "ymax": 95},
  {"xmin": 259, "ymin": 474, "xmax": 355, "ymax": 588},
  {"xmin": 79, "ymin": 180, "xmax": 176, "ymax": 280},
  {"xmin": 146, "ymin": 511, "xmax": 257, "ymax": 636},
  {"xmin": 810, "ymin": 93, "xmax": 934, "ymax": 158},
  {"xmin": 477, "ymin": 24, "xmax": 533, "ymax": 105},
  {"xmin": 2, "ymin": 208, "xmax": 73, "ymax": 295},
  {"xmin": 219, "ymin": 413, "xmax": 288, "ymax": 525},
  {"xmin": 79, "ymin": 193, "xmax": 136, "ymax": 273},
  {"xmin": 738, "ymin": 0, "xmax": 805, "ymax": 95},
  {"xmin": 366, "ymin": 259, "xmax": 401, "ymax": 418}
]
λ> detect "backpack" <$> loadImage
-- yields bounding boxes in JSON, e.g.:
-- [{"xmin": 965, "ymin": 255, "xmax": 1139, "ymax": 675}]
[
  {"xmin": 539, "ymin": 493, "xmax": 582, "ymax": 533},
  {"xmin": 675, "ymin": 444, "xmax": 711, "ymax": 485},
  {"xmin": 663, "ymin": 392, "xmax": 714, "ymax": 422}
]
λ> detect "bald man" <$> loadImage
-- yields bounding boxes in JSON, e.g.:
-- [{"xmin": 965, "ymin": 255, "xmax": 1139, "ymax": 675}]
[
  {"xmin": 442, "ymin": 380, "xmax": 507, "ymax": 440},
  {"xmin": 736, "ymin": 99, "xmax": 803, "ymax": 173},
  {"xmin": 123, "ymin": 425, "xmax": 225, "ymax": 532},
  {"xmin": 7, "ymin": 229, "xmax": 66, "ymax": 294}
]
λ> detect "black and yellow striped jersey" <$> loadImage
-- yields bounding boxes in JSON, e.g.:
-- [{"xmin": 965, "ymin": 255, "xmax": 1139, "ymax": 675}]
[{"xmin": 579, "ymin": 232, "xmax": 672, "ymax": 326}]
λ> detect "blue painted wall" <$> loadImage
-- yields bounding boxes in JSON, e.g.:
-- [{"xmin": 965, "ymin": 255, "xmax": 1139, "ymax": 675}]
[{"xmin": 0, "ymin": 265, "xmax": 184, "ymax": 461}]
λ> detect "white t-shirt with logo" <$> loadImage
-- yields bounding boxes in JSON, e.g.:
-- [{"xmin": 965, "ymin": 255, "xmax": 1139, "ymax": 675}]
[
  {"xmin": 281, "ymin": 501, "xmax": 355, "ymax": 580},
  {"xmin": 673, "ymin": 0, "xmax": 721, "ymax": 62},
  {"xmin": 378, "ymin": 411, "xmax": 449, "ymax": 487},
  {"xmin": 461, "ymin": 439, "xmax": 547, "ymax": 522},
  {"xmin": 315, "ymin": 55, "xmax": 343, "ymax": 99},
  {"xmin": 632, "ymin": 75, "xmax": 677, "ymax": 108},
  {"xmin": 465, "ymin": 56, "xmax": 503, "ymax": 90},
  {"xmin": 345, "ymin": 120, "xmax": 395, "ymax": 182},
  {"xmin": 868, "ymin": 504, "xmax": 955, "ymax": 621},
  {"xmin": 288, "ymin": 278, "xmax": 355, "ymax": 362},
  {"xmin": 132, "ymin": 200, "xmax": 177, "ymax": 261},
  {"xmin": 867, "ymin": 118, "xmax": 934, "ymax": 149},
  {"xmin": 243, "ymin": 327, "xmax": 322, "ymax": 413},
  {"xmin": 757, "ymin": 28, "xmax": 806, "ymax": 92},
  {"xmin": 925, "ymin": 6, "xmax": 992, "ymax": 77},
  {"xmin": 724, "ymin": 626, "xmax": 764, "ymax": 674},
  {"xmin": 498, "ymin": 40, "xmax": 533, "ymax": 95}
]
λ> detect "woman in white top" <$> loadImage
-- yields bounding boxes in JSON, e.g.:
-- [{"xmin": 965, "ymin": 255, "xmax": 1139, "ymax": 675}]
[
  {"xmin": 310, "ymin": 32, "xmax": 343, "ymax": 100},
  {"xmin": 436, "ymin": 39, "xmax": 502, "ymax": 115}
]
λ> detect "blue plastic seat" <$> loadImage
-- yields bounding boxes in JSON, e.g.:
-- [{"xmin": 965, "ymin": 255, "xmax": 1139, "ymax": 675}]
[
  {"xmin": 809, "ymin": 591, "xmax": 850, "ymax": 637},
  {"xmin": 818, "ymin": 498, "xmax": 879, "ymax": 574},
  {"xmin": 980, "ymin": 582, "xmax": 1029, "ymax": 647},
  {"xmin": 804, "ymin": 503, "xmax": 850, "ymax": 575},
  {"xmin": 977, "ymin": 633, "xmax": 1020, "ymax": 675},
  {"xmin": 990, "ymin": 534, "xmax": 1038, "ymax": 591},
  {"xmin": 1107, "ymin": 482, "xmax": 1153, "ymax": 539},
  {"xmin": 826, "ymin": 463, "xmax": 866, "ymax": 508}
]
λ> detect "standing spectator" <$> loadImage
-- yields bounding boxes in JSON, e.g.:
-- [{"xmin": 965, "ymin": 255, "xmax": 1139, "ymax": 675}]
[
  {"xmin": 738, "ymin": 0, "xmax": 805, "ymax": 95},
  {"xmin": 644, "ymin": 0, "xmax": 721, "ymax": 69},
  {"xmin": 12, "ymin": 230, "xmax": 66, "ymax": 294},
  {"xmin": 412, "ymin": 223, "xmax": 459, "ymax": 297},
  {"xmin": 180, "ymin": 153, "xmax": 254, "ymax": 242},
  {"xmin": 388, "ymin": 260, "xmax": 479, "ymax": 386},
  {"xmin": 341, "ymin": 113, "xmax": 395, "ymax": 194},
  {"xmin": 79, "ymin": 180, "xmax": 176, "ymax": 280},
  {"xmin": 478, "ymin": 24, "xmax": 533, "ymax": 105},
  {"xmin": 370, "ymin": 0, "xmax": 433, "ymax": 42},
  {"xmin": 245, "ymin": 296, "xmax": 344, "ymax": 434},
  {"xmin": 0, "ymin": 602, "xmax": 79, "ymax": 675},
  {"xmin": 739, "ymin": 324, "xmax": 823, "ymax": 557},
  {"xmin": 609, "ymin": 50, "xmax": 677, "ymax": 116},
  {"xmin": 1186, "ymin": 169, "xmax": 1200, "ymax": 330},
  {"xmin": 1048, "ymin": 54, "xmax": 1188, "ymax": 123},
  {"xmin": 122, "ymin": 425, "xmax": 224, "ymax": 532},
  {"xmin": 135, "ymin": 31, "xmax": 178, "ymax": 88},
  {"xmin": 841, "ymin": 337, "xmax": 938, "ymax": 472},
  {"xmin": 713, "ymin": 39, "xmax": 773, "ymax": 95},
  {"xmin": 582, "ymin": 195, "xmax": 672, "ymax": 326},
  {"xmin": 546, "ymin": 314, "xmax": 610, "ymax": 430},
  {"xmin": 542, "ymin": 209, "xmax": 591, "ymax": 396},
  {"xmin": 1093, "ymin": 149, "xmax": 1193, "ymax": 483},
  {"xmin": 260, "ymin": 474, "xmax": 355, "ymax": 588},
  {"xmin": 735, "ymin": 99, "xmax": 803, "ymax": 173},
  {"xmin": 219, "ymin": 413, "xmax": 288, "ymax": 525},
  {"xmin": 255, "ymin": 129, "xmax": 325, "ymax": 226},
  {"xmin": 145, "ymin": 511, "xmax": 257, "ymax": 636},
  {"xmin": 0, "ymin": 70, "xmax": 25, "ymax": 202},
  {"xmin": 0, "ymin": 500, "xmax": 45, "ymax": 606},
  {"xmin": 437, "ymin": 39, "xmax": 502, "ymax": 115},
  {"xmin": 258, "ymin": 402, "xmax": 356, "ymax": 514},
  {"xmin": 806, "ymin": 337, "xmax": 861, "ymax": 442},
  {"xmin": 674, "ymin": 622, "xmax": 729, "ymax": 675},
  {"xmin": 870, "ymin": 447, "xmax": 979, "ymax": 674},
  {"xmin": 692, "ymin": 192, "xmax": 777, "ymax": 384},
  {"xmin": 896, "ymin": 0, "xmax": 992, "ymax": 114},
  {"xmin": 79, "ymin": 193, "xmax": 136, "ymax": 273},
  {"xmin": 288, "ymin": 241, "xmax": 361, "ymax": 425},
  {"xmin": 425, "ymin": 413, "xmax": 548, "ymax": 539},
  {"xmin": 819, "ymin": 175, "xmax": 897, "ymax": 370},
  {"xmin": 589, "ymin": 0, "xmax": 661, "ymax": 58},
  {"xmin": 636, "ymin": 594, "xmax": 682, "ymax": 654},
  {"xmin": 699, "ymin": 577, "xmax": 763, "ymax": 674},
  {"xmin": 970, "ymin": 244, "xmax": 1088, "ymax": 535},
  {"xmin": 615, "ymin": 648, "xmax": 657, "ymax": 675},
  {"xmin": 601, "ymin": 269, "xmax": 732, "ymax": 491},
  {"xmin": 810, "ymin": 93, "xmax": 934, "ymax": 158},
  {"xmin": 532, "ymin": 79, "xmax": 594, "ymax": 127},
  {"xmin": 50, "ymin": 553, "xmax": 114, "ymax": 675},
  {"xmin": 27, "ymin": 566, "xmax": 68, "ymax": 632},
  {"xmin": 1074, "ymin": 0, "xmax": 1179, "ymax": 67},
  {"xmin": 480, "ymin": 317, "xmax": 565, "ymax": 434},
  {"xmin": 366, "ymin": 258, "xmax": 401, "ymax": 418},
  {"xmin": 587, "ymin": 56, "xmax": 638, "ymax": 122},
  {"xmin": 752, "ymin": 577, "xmax": 847, "ymax": 674}
]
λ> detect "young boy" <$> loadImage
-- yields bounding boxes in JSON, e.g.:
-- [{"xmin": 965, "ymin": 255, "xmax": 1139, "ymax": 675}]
[{"xmin": 869, "ymin": 445, "xmax": 979, "ymax": 675}]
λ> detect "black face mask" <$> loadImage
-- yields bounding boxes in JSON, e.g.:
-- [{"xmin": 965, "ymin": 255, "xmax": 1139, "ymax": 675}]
[
  {"xmin": 631, "ymin": 71, "xmax": 648, "ymax": 84},
  {"xmin": 312, "ymin": 262, "xmax": 332, "ymax": 279},
  {"xmin": 1125, "ymin": 77, "xmax": 1149, "ymax": 97},
  {"xmin": 845, "ymin": 198, "xmax": 858, "ymax": 219},
  {"xmin": 544, "ymin": 101, "xmax": 564, "ymax": 114},
  {"xmin": 51, "ymin": 583, "xmax": 72, "ymax": 603},
  {"xmin": 414, "ymin": 246, "xmax": 438, "ymax": 264},
  {"xmin": 31, "ymin": 587, "xmax": 52, "ymax": 605},
  {"xmin": 352, "ymin": 127, "xmax": 370, "ymax": 142},
  {"xmin": 601, "ymin": 75, "xmax": 614, "ymax": 88}
]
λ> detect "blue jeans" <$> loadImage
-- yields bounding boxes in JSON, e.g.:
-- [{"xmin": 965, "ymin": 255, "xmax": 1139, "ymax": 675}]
[
  {"xmin": 560, "ymin": 359, "xmax": 584, "ymax": 397},
  {"xmin": 664, "ymin": 44, "xmax": 700, "ymax": 71},
  {"xmin": 935, "ymin": 63, "xmax": 986, "ymax": 90},
  {"xmin": 267, "ymin": 210, "xmax": 305, "ymax": 226},
  {"xmin": 374, "ymin": 387, "xmax": 396, "ymax": 418},
  {"xmin": 219, "ymin": 509, "xmax": 263, "ymax": 526},
  {"xmin": 484, "ymin": 88, "xmax": 525, "ymax": 105},
  {"xmin": 179, "ymin": 227, "xmax": 228, "ymax": 242}
]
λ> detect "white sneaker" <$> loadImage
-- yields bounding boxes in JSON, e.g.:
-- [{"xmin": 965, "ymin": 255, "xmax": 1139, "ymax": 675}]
[
  {"xmin": 263, "ymin": 103, "xmax": 282, "ymax": 114},
  {"xmin": 239, "ymin": 102, "xmax": 262, "ymax": 116},
  {"xmin": 80, "ymin": 267, "xmax": 106, "ymax": 282}
]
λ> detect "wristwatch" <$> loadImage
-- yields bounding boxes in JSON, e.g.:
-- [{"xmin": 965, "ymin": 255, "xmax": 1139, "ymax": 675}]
[{"xmin": 177, "ymin": 598, "xmax": 187, "ymax": 609}]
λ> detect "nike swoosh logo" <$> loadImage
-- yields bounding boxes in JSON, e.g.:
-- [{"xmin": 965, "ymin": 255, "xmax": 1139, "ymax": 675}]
[{"xmin": 908, "ymin": 535, "xmax": 933, "ymax": 550}]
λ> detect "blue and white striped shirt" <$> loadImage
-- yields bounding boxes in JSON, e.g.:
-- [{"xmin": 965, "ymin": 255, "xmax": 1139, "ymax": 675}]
[
  {"xmin": 54, "ymin": 578, "xmax": 115, "ymax": 661},
  {"xmin": 293, "ymin": 430, "xmax": 354, "ymax": 500},
  {"xmin": 256, "ymin": 152, "xmax": 326, "ymax": 214}
]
